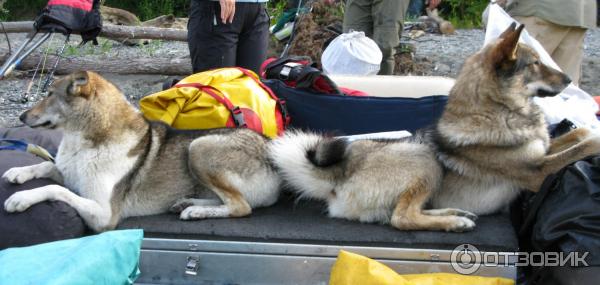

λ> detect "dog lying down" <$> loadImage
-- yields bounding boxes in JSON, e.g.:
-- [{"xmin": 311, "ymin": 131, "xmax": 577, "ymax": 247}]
[
  {"xmin": 5, "ymin": 24, "xmax": 600, "ymax": 233},
  {"xmin": 268, "ymin": 23, "xmax": 600, "ymax": 232},
  {"xmin": 2, "ymin": 71, "xmax": 280, "ymax": 232}
]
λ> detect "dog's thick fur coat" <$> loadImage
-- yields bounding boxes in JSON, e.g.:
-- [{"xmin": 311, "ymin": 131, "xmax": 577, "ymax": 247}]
[
  {"xmin": 3, "ymin": 71, "xmax": 280, "ymax": 232},
  {"xmin": 269, "ymin": 132, "xmax": 477, "ymax": 232},
  {"xmin": 269, "ymin": 23, "xmax": 600, "ymax": 231},
  {"xmin": 430, "ymin": 23, "xmax": 600, "ymax": 214}
]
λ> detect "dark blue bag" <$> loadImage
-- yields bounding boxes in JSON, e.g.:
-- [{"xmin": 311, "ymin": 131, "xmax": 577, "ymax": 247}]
[{"xmin": 263, "ymin": 79, "xmax": 448, "ymax": 135}]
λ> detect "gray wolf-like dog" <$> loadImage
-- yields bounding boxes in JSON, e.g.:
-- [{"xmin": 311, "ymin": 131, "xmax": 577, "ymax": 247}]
[
  {"xmin": 269, "ymin": 130, "xmax": 477, "ymax": 232},
  {"xmin": 430, "ymin": 23, "xmax": 600, "ymax": 214},
  {"xmin": 268, "ymin": 23, "xmax": 600, "ymax": 232},
  {"xmin": 3, "ymin": 71, "xmax": 280, "ymax": 232}
]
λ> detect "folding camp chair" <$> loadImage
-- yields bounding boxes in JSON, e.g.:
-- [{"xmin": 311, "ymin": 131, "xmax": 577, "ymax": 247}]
[{"xmin": 0, "ymin": 0, "xmax": 102, "ymax": 96}]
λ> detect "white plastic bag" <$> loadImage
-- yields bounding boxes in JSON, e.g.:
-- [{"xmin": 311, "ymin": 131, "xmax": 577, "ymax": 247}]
[
  {"xmin": 485, "ymin": 3, "xmax": 600, "ymax": 131},
  {"xmin": 321, "ymin": 31, "xmax": 382, "ymax": 76}
]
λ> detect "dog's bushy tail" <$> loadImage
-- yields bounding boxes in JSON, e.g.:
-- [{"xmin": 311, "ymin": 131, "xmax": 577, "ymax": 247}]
[{"xmin": 268, "ymin": 131, "xmax": 348, "ymax": 200}]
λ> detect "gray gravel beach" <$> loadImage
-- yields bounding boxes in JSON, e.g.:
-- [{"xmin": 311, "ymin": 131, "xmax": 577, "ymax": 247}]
[{"xmin": 1, "ymin": 27, "xmax": 599, "ymax": 128}]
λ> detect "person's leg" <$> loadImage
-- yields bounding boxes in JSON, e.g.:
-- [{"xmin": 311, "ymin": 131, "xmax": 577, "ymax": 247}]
[
  {"xmin": 236, "ymin": 3, "xmax": 270, "ymax": 74},
  {"xmin": 187, "ymin": 0, "xmax": 240, "ymax": 73},
  {"xmin": 552, "ymin": 27, "xmax": 586, "ymax": 85},
  {"xmin": 513, "ymin": 16, "xmax": 564, "ymax": 54},
  {"xmin": 372, "ymin": 0, "xmax": 408, "ymax": 75},
  {"xmin": 342, "ymin": 0, "xmax": 374, "ymax": 37}
]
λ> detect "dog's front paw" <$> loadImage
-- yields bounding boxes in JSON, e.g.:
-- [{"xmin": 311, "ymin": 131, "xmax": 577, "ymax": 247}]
[
  {"xmin": 4, "ymin": 191, "xmax": 39, "ymax": 212},
  {"xmin": 2, "ymin": 167, "xmax": 35, "ymax": 184},
  {"xmin": 573, "ymin": 127, "xmax": 592, "ymax": 139},
  {"xmin": 447, "ymin": 216, "xmax": 476, "ymax": 232},
  {"xmin": 584, "ymin": 135, "xmax": 600, "ymax": 153}
]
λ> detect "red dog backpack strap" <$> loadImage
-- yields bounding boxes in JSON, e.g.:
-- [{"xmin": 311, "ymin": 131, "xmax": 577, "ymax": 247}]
[
  {"xmin": 235, "ymin": 68, "xmax": 291, "ymax": 129},
  {"xmin": 174, "ymin": 83, "xmax": 247, "ymax": 128}
]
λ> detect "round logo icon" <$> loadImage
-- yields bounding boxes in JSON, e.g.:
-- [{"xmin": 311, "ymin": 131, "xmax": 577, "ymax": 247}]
[{"xmin": 451, "ymin": 243, "xmax": 482, "ymax": 275}]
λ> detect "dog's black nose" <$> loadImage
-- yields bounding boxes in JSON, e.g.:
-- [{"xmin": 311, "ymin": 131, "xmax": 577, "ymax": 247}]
[
  {"xmin": 19, "ymin": 112, "xmax": 27, "ymax": 123},
  {"xmin": 562, "ymin": 75, "xmax": 572, "ymax": 86}
]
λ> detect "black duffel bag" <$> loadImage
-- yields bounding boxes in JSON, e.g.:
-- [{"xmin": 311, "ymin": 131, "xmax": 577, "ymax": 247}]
[{"xmin": 520, "ymin": 153, "xmax": 600, "ymax": 285}]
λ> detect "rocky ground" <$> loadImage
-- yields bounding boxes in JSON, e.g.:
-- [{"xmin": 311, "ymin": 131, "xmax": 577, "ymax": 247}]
[{"xmin": 1, "ymin": 27, "xmax": 599, "ymax": 127}]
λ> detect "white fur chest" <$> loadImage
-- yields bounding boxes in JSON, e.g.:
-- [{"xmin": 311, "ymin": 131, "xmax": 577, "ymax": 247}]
[{"xmin": 55, "ymin": 133, "xmax": 140, "ymax": 203}]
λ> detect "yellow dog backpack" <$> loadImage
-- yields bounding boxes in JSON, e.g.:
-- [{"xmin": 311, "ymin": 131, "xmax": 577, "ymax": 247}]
[{"xmin": 139, "ymin": 68, "xmax": 289, "ymax": 138}]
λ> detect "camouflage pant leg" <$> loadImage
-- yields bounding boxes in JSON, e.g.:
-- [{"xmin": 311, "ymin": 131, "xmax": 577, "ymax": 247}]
[
  {"xmin": 372, "ymin": 0, "xmax": 408, "ymax": 75},
  {"xmin": 342, "ymin": 0, "xmax": 408, "ymax": 75},
  {"xmin": 342, "ymin": 0, "xmax": 374, "ymax": 36}
]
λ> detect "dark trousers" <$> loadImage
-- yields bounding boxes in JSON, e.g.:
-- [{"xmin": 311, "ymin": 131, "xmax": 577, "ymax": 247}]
[{"xmin": 188, "ymin": 0, "xmax": 270, "ymax": 74}]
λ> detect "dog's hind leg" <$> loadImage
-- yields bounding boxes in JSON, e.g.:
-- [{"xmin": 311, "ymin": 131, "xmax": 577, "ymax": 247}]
[
  {"xmin": 3, "ymin": 161, "xmax": 64, "ymax": 184},
  {"xmin": 179, "ymin": 173, "xmax": 251, "ymax": 220},
  {"xmin": 391, "ymin": 179, "xmax": 476, "ymax": 232},
  {"xmin": 4, "ymin": 184, "xmax": 115, "ymax": 232}
]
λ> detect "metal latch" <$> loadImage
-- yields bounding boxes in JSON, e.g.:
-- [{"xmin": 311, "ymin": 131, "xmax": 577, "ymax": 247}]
[{"xmin": 185, "ymin": 256, "xmax": 200, "ymax": 276}]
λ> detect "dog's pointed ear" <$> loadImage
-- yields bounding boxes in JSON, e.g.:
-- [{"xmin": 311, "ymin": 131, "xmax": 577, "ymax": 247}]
[
  {"xmin": 498, "ymin": 22, "xmax": 517, "ymax": 39},
  {"xmin": 67, "ymin": 71, "xmax": 91, "ymax": 97},
  {"xmin": 491, "ymin": 23, "xmax": 525, "ymax": 65}
]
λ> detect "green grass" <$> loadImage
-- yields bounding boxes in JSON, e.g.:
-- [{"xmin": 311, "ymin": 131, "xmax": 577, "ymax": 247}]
[
  {"xmin": 0, "ymin": 6, "xmax": 8, "ymax": 21},
  {"xmin": 2, "ymin": 0, "xmax": 489, "ymax": 29},
  {"xmin": 64, "ymin": 45, "xmax": 80, "ymax": 57},
  {"xmin": 439, "ymin": 0, "xmax": 489, "ymax": 29},
  {"xmin": 62, "ymin": 40, "xmax": 115, "ymax": 57},
  {"xmin": 267, "ymin": 0, "xmax": 288, "ymax": 26},
  {"xmin": 1, "ymin": 0, "xmax": 189, "ymax": 21},
  {"xmin": 99, "ymin": 39, "xmax": 113, "ymax": 54},
  {"xmin": 141, "ymin": 40, "xmax": 163, "ymax": 57}
]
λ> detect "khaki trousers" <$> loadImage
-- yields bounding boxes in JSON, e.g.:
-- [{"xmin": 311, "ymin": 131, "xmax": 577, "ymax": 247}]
[
  {"xmin": 514, "ymin": 16, "xmax": 587, "ymax": 85},
  {"xmin": 343, "ymin": 0, "xmax": 408, "ymax": 75}
]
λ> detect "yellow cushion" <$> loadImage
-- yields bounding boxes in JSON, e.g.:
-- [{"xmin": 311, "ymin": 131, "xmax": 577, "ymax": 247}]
[{"xmin": 329, "ymin": 250, "xmax": 514, "ymax": 285}]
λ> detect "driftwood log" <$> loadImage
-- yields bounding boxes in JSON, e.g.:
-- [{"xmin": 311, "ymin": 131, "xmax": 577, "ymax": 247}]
[
  {"xmin": 0, "ymin": 49, "xmax": 192, "ymax": 75},
  {"xmin": 0, "ymin": 21, "xmax": 188, "ymax": 42}
]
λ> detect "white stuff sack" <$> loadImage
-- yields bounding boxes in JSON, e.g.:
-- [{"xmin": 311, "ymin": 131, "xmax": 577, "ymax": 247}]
[
  {"xmin": 321, "ymin": 31, "xmax": 382, "ymax": 76},
  {"xmin": 485, "ymin": 3, "xmax": 600, "ymax": 131}
]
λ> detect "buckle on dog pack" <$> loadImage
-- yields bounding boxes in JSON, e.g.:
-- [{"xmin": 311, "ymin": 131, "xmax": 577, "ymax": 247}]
[
  {"xmin": 232, "ymin": 107, "xmax": 247, "ymax": 128},
  {"xmin": 277, "ymin": 99, "xmax": 290, "ymax": 125},
  {"xmin": 279, "ymin": 62, "xmax": 303, "ymax": 80}
]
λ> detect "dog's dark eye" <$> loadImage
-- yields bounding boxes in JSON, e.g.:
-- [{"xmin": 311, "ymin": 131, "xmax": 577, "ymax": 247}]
[{"xmin": 533, "ymin": 60, "xmax": 540, "ymax": 65}]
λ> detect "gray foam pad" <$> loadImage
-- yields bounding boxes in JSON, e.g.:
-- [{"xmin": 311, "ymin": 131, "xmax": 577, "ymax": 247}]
[{"xmin": 119, "ymin": 195, "xmax": 517, "ymax": 252}]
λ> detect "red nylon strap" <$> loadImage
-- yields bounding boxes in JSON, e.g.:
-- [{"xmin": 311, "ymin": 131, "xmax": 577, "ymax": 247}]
[
  {"xmin": 175, "ymin": 83, "xmax": 236, "ymax": 110},
  {"xmin": 48, "ymin": 0, "xmax": 93, "ymax": 11},
  {"xmin": 234, "ymin": 67, "xmax": 291, "ymax": 126},
  {"xmin": 235, "ymin": 67, "xmax": 280, "ymax": 101}
]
